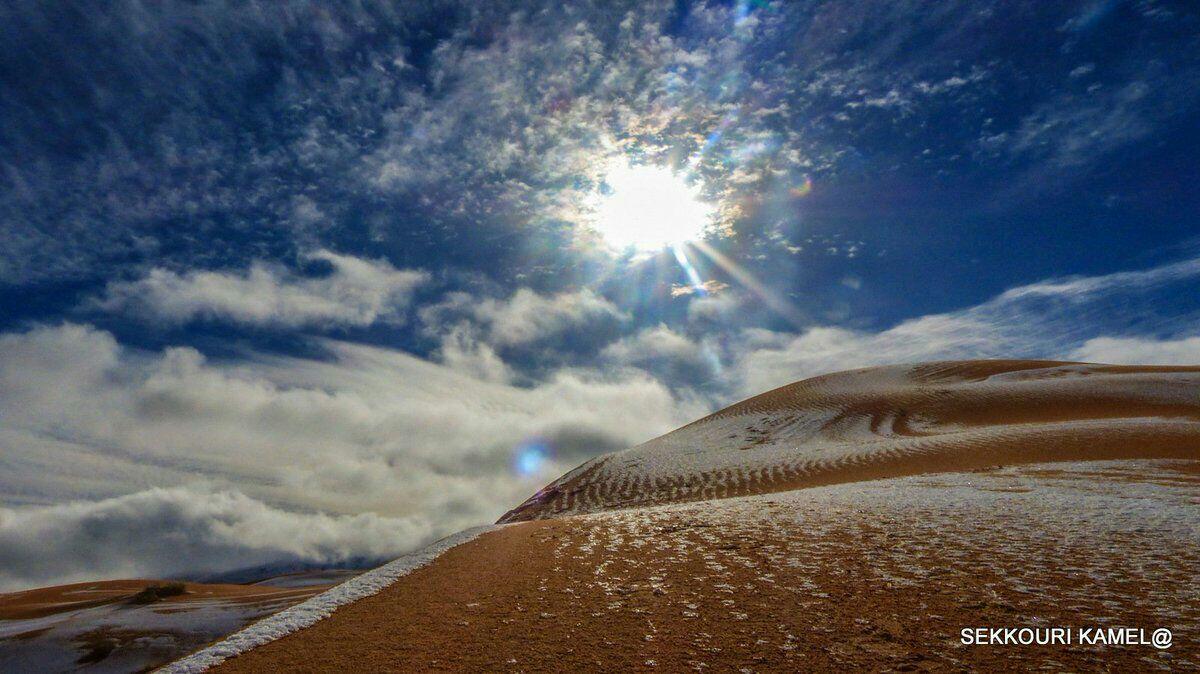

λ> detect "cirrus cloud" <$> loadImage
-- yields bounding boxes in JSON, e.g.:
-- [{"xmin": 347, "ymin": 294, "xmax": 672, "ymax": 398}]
[{"xmin": 734, "ymin": 255, "xmax": 1200, "ymax": 394}]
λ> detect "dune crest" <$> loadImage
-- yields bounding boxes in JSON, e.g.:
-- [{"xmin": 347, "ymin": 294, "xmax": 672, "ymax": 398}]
[{"xmin": 500, "ymin": 360, "xmax": 1200, "ymax": 522}]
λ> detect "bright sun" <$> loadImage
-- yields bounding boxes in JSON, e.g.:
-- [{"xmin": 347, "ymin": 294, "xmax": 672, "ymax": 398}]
[{"xmin": 591, "ymin": 161, "xmax": 714, "ymax": 251}]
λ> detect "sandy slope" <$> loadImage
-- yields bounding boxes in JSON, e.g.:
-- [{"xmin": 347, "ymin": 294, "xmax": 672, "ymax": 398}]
[
  {"xmin": 209, "ymin": 461, "xmax": 1199, "ymax": 672},
  {"xmin": 500, "ymin": 361, "xmax": 1200, "ymax": 521},
  {"xmin": 175, "ymin": 360, "xmax": 1200, "ymax": 672}
]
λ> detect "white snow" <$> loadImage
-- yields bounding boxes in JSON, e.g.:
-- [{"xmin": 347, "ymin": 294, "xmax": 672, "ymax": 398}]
[{"xmin": 160, "ymin": 525, "xmax": 497, "ymax": 673}]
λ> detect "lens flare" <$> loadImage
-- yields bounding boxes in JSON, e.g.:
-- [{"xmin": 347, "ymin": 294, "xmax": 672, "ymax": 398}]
[
  {"xmin": 690, "ymin": 239, "xmax": 808, "ymax": 328},
  {"xmin": 512, "ymin": 440, "xmax": 552, "ymax": 477},
  {"xmin": 790, "ymin": 175, "xmax": 814, "ymax": 198}
]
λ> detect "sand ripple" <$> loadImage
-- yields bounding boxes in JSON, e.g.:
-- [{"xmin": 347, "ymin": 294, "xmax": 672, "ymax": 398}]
[{"xmin": 501, "ymin": 360, "xmax": 1200, "ymax": 522}]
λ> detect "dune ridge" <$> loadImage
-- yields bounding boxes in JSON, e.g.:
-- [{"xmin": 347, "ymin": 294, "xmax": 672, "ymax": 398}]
[{"xmin": 500, "ymin": 360, "xmax": 1200, "ymax": 521}]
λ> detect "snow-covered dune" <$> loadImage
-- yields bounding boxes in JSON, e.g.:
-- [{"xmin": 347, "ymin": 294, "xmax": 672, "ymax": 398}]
[
  {"xmin": 203, "ymin": 459, "xmax": 1200, "ymax": 672},
  {"xmin": 500, "ymin": 360, "xmax": 1200, "ymax": 521},
  {"xmin": 165, "ymin": 359, "xmax": 1200, "ymax": 672}
]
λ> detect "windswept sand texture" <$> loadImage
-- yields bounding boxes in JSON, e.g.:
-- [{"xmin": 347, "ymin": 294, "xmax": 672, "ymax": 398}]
[
  {"xmin": 500, "ymin": 360, "xmax": 1200, "ymax": 521},
  {"xmin": 178, "ymin": 360, "xmax": 1199, "ymax": 671}
]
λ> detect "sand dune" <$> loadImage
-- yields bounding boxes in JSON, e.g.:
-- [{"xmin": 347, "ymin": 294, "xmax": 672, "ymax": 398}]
[
  {"xmin": 500, "ymin": 360, "xmax": 1200, "ymax": 521},
  {"xmin": 0, "ymin": 575, "xmax": 351, "ymax": 672},
  {"xmin": 168, "ymin": 360, "xmax": 1199, "ymax": 671},
  {"xmin": 205, "ymin": 460, "xmax": 1200, "ymax": 672}
]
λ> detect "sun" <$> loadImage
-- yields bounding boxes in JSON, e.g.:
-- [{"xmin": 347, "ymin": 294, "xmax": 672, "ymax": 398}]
[{"xmin": 590, "ymin": 160, "xmax": 714, "ymax": 251}]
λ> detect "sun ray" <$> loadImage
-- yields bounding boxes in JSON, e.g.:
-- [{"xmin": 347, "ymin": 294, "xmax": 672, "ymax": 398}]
[
  {"xmin": 671, "ymin": 244, "xmax": 709, "ymax": 295},
  {"xmin": 690, "ymin": 239, "xmax": 808, "ymax": 328}
]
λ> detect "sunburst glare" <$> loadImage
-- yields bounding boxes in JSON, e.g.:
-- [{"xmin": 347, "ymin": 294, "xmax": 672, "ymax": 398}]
[{"xmin": 590, "ymin": 160, "xmax": 714, "ymax": 252}]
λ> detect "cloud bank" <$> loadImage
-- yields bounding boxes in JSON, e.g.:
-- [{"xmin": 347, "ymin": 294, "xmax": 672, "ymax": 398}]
[
  {"xmin": 0, "ymin": 487, "xmax": 430, "ymax": 590},
  {"xmin": 0, "ymin": 321, "xmax": 704, "ymax": 590},
  {"xmin": 1070, "ymin": 336, "xmax": 1200, "ymax": 365}
]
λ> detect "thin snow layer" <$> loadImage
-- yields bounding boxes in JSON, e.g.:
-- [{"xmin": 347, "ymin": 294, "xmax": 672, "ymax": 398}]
[
  {"xmin": 534, "ymin": 459, "xmax": 1199, "ymax": 671},
  {"xmin": 160, "ymin": 525, "xmax": 496, "ymax": 673},
  {"xmin": 501, "ymin": 361, "xmax": 1200, "ymax": 520}
]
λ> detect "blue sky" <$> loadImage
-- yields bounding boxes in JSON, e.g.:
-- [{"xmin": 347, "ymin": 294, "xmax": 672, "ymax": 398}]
[{"xmin": 1, "ymin": 0, "xmax": 1199, "ymax": 589}]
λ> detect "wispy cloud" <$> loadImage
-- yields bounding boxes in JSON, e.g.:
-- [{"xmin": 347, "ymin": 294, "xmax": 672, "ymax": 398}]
[
  {"xmin": 734, "ymin": 256, "xmax": 1200, "ymax": 393},
  {"xmin": 95, "ymin": 251, "xmax": 429, "ymax": 329}
]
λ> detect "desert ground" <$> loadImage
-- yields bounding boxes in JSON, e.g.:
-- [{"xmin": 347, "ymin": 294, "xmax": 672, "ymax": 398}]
[{"xmin": 202, "ymin": 459, "xmax": 1199, "ymax": 672}]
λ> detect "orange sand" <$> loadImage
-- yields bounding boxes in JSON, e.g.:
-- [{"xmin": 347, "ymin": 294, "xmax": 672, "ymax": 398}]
[{"xmin": 212, "ymin": 461, "xmax": 1199, "ymax": 672}]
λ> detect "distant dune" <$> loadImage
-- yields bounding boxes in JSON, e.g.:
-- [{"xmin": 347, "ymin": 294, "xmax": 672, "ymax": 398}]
[
  {"xmin": 501, "ymin": 360, "xmax": 1200, "ymax": 521},
  {"xmin": 0, "ymin": 574, "xmax": 354, "ymax": 671},
  {"xmin": 162, "ymin": 361, "xmax": 1200, "ymax": 670}
]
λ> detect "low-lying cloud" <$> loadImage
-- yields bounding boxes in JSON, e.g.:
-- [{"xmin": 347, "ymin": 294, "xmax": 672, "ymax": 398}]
[
  {"xmin": 0, "ymin": 487, "xmax": 431, "ymax": 591},
  {"xmin": 422, "ymin": 288, "xmax": 627, "ymax": 350},
  {"xmin": 0, "ymin": 321, "xmax": 705, "ymax": 589},
  {"xmin": 602, "ymin": 325, "xmax": 722, "ymax": 388},
  {"xmin": 1070, "ymin": 335, "xmax": 1200, "ymax": 365}
]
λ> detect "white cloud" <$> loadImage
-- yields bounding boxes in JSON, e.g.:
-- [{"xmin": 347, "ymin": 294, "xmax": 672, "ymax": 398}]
[
  {"xmin": 1070, "ymin": 336, "xmax": 1200, "ymax": 365},
  {"xmin": 1006, "ymin": 80, "xmax": 1156, "ymax": 167},
  {"xmin": 687, "ymin": 292, "xmax": 743, "ymax": 325},
  {"xmin": 735, "ymin": 257, "xmax": 1200, "ymax": 394},
  {"xmin": 434, "ymin": 324, "xmax": 515, "ymax": 383},
  {"xmin": 1069, "ymin": 63, "xmax": 1096, "ymax": 79},
  {"xmin": 601, "ymin": 324, "xmax": 721, "ymax": 387},
  {"xmin": 4, "ymin": 256, "xmax": 1199, "ymax": 589},
  {"xmin": 97, "ymin": 250, "xmax": 429, "ymax": 329},
  {"xmin": 735, "ymin": 318, "xmax": 996, "ymax": 394},
  {"xmin": 0, "ymin": 322, "xmax": 705, "ymax": 588},
  {"xmin": 0, "ymin": 487, "xmax": 431, "ymax": 591},
  {"xmin": 483, "ymin": 288, "xmax": 627, "ymax": 347},
  {"xmin": 671, "ymin": 280, "xmax": 729, "ymax": 298},
  {"xmin": 996, "ymin": 256, "xmax": 1200, "ymax": 301},
  {"xmin": 421, "ymin": 288, "xmax": 627, "ymax": 350}
]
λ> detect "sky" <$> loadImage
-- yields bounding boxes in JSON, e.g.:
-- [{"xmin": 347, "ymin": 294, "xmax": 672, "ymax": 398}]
[{"xmin": 1, "ymin": 0, "xmax": 1199, "ymax": 590}]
